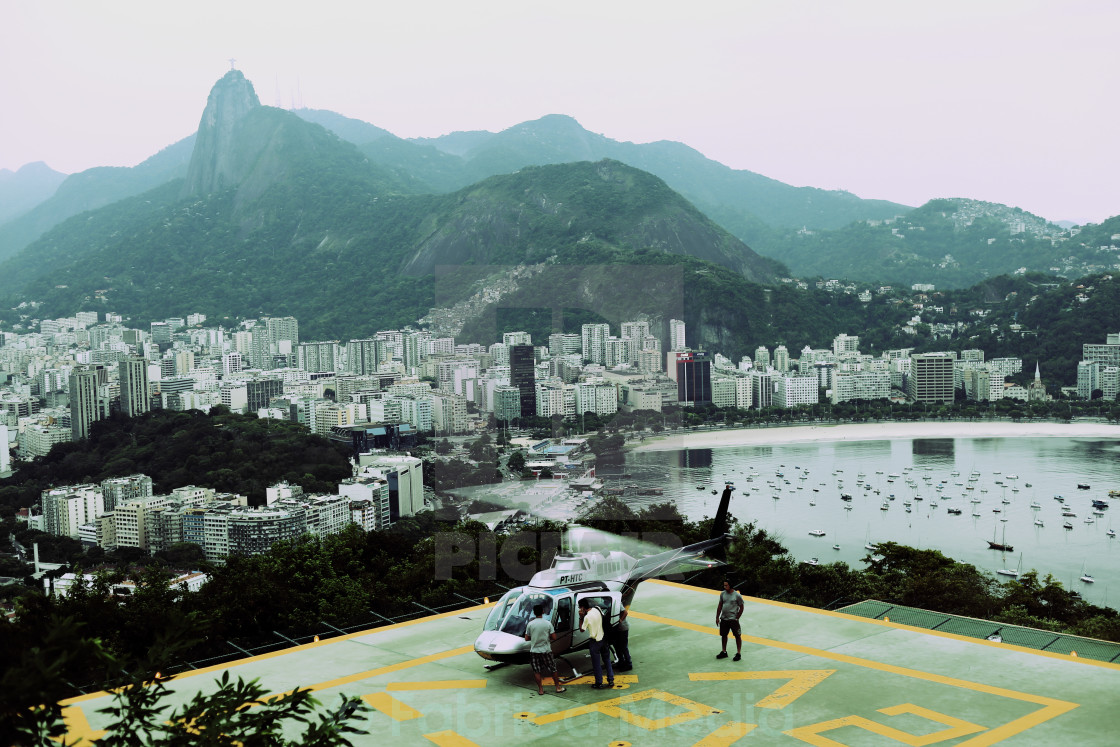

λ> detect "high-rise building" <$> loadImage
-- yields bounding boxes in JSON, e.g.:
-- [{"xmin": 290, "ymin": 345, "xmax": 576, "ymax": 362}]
[
  {"xmin": 833, "ymin": 333, "xmax": 860, "ymax": 355},
  {"xmin": 347, "ymin": 339, "xmax": 379, "ymax": 375},
  {"xmin": 119, "ymin": 356, "xmax": 152, "ymax": 418},
  {"xmin": 510, "ymin": 344, "xmax": 537, "ymax": 419},
  {"xmin": 676, "ymin": 352, "xmax": 712, "ymax": 406},
  {"xmin": 493, "ymin": 385, "xmax": 522, "ymax": 423},
  {"xmin": 101, "ymin": 474, "xmax": 154, "ymax": 512},
  {"xmin": 750, "ymin": 370, "xmax": 773, "ymax": 409},
  {"xmin": 754, "ymin": 346, "xmax": 771, "ymax": 371},
  {"xmin": 149, "ymin": 322, "xmax": 172, "ymax": 345},
  {"xmin": 773, "ymin": 345, "xmax": 791, "ymax": 373},
  {"xmin": 264, "ymin": 316, "xmax": 299, "ymax": 349},
  {"xmin": 69, "ymin": 366, "xmax": 107, "ymax": 440},
  {"xmin": 581, "ymin": 324, "xmax": 610, "ymax": 364},
  {"xmin": 298, "ymin": 340, "xmax": 340, "ymax": 373},
  {"xmin": 908, "ymin": 353, "xmax": 955, "ymax": 403},
  {"xmin": 773, "ymin": 375, "xmax": 818, "ymax": 408},
  {"xmin": 669, "ymin": 319, "xmax": 687, "ymax": 352},
  {"xmin": 246, "ymin": 377, "xmax": 283, "ymax": 412},
  {"xmin": 42, "ymin": 485, "xmax": 104, "ymax": 538},
  {"xmin": 548, "ymin": 333, "xmax": 581, "ymax": 357},
  {"xmin": 502, "ymin": 331, "xmax": 532, "ymax": 347},
  {"xmin": 620, "ymin": 321, "xmax": 650, "ymax": 341}
]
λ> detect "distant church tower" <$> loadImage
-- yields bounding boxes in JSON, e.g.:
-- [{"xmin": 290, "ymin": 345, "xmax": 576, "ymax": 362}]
[{"xmin": 1028, "ymin": 363, "xmax": 1048, "ymax": 402}]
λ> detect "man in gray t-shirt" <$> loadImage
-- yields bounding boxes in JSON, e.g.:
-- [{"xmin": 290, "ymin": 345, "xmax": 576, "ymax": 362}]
[
  {"xmin": 715, "ymin": 579, "xmax": 744, "ymax": 661},
  {"xmin": 524, "ymin": 603, "xmax": 566, "ymax": 694}
]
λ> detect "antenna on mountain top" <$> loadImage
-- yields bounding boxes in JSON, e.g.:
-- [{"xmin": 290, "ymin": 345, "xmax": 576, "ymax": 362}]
[{"xmin": 228, "ymin": 58, "xmax": 237, "ymax": 70}]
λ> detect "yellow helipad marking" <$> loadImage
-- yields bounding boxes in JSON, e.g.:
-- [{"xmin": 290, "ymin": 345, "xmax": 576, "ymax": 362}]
[
  {"xmin": 423, "ymin": 730, "xmax": 481, "ymax": 746},
  {"xmin": 692, "ymin": 720, "xmax": 758, "ymax": 746},
  {"xmin": 58, "ymin": 605, "xmax": 494, "ymax": 707},
  {"xmin": 532, "ymin": 688, "xmax": 720, "ymax": 730},
  {"xmin": 648, "ymin": 579, "xmax": 1120, "ymax": 671},
  {"xmin": 689, "ymin": 670, "xmax": 836, "ymax": 709},
  {"xmin": 53, "ymin": 706, "xmax": 107, "ymax": 745},
  {"xmin": 273, "ymin": 644, "xmax": 476, "ymax": 697},
  {"xmin": 631, "ymin": 610, "xmax": 1079, "ymax": 745},
  {"xmin": 362, "ymin": 692, "xmax": 422, "ymax": 721},
  {"xmin": 786, "ymin": 702, "xmax": 986, "ymax": 746},
  {"xmin": 562, "ymin": 674, "xmax": 639, "ymax": 686},
  {"xmin": 385, "ymin": 679, "xmax": 487, "ymax": 691}
]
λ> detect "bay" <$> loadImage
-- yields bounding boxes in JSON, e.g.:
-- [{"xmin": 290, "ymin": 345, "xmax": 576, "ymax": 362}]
[{"xmin": 608, "ymin": 436, "xmax": 1120, "ymax": 609}]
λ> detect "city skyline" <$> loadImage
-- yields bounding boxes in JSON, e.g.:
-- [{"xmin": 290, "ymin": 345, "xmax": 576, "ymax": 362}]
[{"xmin": 2, "ymin": 1, "xmax": 1118, "ymax": 224}]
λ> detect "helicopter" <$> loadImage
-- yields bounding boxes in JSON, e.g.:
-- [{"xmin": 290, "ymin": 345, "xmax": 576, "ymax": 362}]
[{"xmin": 473, "ymin": 485, "xmax": 734, "ymax": 671}]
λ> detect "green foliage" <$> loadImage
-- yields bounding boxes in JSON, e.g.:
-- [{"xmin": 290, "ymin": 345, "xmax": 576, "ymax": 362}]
[
  {"xmin": 0, "ymin": 409, "xmax": 353, "ymax": 510},
  {"xmin": 759, "ymin": 202, "xmax": 1119, "ymax": 289}
]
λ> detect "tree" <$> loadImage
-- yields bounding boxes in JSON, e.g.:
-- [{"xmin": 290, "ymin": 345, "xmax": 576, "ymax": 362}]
[{"xmin": 6, "ymin": 616, "xmax": 367, "ymax": 746}]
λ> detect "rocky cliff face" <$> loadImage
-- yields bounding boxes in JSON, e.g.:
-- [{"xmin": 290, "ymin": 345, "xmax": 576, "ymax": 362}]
[{"xmin": 182, "ymin": 70, "xmax": 261, "ymax": 198}]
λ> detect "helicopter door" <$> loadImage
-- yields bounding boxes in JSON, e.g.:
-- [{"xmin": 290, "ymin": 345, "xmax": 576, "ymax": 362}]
[
  {"xmin": 550, "ymin": 595, "xmax": 575, "ymax": 655},
  {"xmin": 573, "ymin": 591, "xmax": 623, "ymax": 652}
]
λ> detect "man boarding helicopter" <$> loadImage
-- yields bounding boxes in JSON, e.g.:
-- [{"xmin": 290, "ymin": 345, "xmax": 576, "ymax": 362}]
[{"xmin": 474, "ymin": 484, "xmax": 734, "ymax": 670}]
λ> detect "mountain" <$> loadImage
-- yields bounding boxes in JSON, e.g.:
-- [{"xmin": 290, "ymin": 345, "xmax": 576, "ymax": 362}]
[
  {"xmin": 0, "ymin": 135, "xmax": 196, "ymax": 264},
  {"xmin": 0, "ymin": 162, "xmax": 67, "ymax": 225},
  {"xmin": 0, "ymin": 74, "xmax": 802, "ymax": 357},
  {"xmin": 306, "ymin": 113, "xmax": 912, "ymax": 246},
  {"xmin": 758, "ymin": 198, "xmax": 1117, "ymax": 288}
]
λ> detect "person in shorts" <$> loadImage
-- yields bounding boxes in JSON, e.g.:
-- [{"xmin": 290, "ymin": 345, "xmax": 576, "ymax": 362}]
[
  {"xmin": 524, "ymin": 603, "xmax": 566, "ymax": 694},
  {"xmin": 716, "ymin": 579, "xmax": 744, "ymax": 661}
]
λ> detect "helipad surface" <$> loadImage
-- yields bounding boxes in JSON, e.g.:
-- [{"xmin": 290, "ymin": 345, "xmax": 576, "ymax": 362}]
[{"xmin": 59, "ymin": 580, "xmax": 1120, "ymax": 745}]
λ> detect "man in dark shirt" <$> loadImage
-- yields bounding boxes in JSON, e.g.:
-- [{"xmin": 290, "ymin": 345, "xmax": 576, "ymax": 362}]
[{"xmin": 715, "ymin": 579, "xmax": 744, "ymax": 661}]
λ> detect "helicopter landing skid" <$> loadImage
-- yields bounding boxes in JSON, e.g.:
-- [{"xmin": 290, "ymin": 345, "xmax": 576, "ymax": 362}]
[
  {"xmin": 555, "ymin": 655, "xmax": 582, "ymax": 683},
  {"xmin": 484, "ymin": 661, "xmax": 509, "ymax": 672}
]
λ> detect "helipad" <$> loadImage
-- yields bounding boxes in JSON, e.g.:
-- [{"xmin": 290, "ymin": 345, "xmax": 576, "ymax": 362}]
[{"xmin": 59, "ymin": 580, "xmax": 1120, "ymax": 745}]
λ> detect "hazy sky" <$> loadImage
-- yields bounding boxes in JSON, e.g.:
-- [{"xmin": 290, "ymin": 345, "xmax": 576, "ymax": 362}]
[{"xmin": 2, "ymin": 1, "xmax": 1117, "ymax": 223}]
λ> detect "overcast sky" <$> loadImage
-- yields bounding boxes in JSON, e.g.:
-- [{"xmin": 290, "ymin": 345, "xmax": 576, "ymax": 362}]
[{"xmin": 2, "ymin": 1, "xmax": 1117, "ymax": 224}]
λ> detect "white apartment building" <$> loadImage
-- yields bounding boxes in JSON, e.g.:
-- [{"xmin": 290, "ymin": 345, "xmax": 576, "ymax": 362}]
[
  {"xmin": 831, "ymin": 370, "xmax": 891, "ymax": 404},
  {"xmin": 114, "ymin": 495, "xmax": 172, "ymax": 552},
  {"xmin": 668, "ymin": 319, "xmax": 686, "ymax": 351},
  {"xmin": 774, "ymin": 375, "xmax": 819, "ymax": 408},
  {"xmin": 573, "ymin": 380, "xmax": 619, "ymax": 417},
  {"xmin": 581, "ymin": 324, "xmax": 610, "ymax": 364},
  {"xmin": 712, "ymin": 377, "xmax": 737, "ymax": 408},
  {"xmin": 42, "ymin": 484, "xmax": 104, "ymax": 539},
  {"xmin": 734, "ymin": 376, "xmax": 752, "ymax": 409}
]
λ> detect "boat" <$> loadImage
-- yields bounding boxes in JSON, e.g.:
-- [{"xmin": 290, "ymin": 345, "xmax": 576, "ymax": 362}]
[
  {"xmin": 1080, "ymin": 566, "xmax": 1095, "ymax": 583},
  {"xmin": 840, "ymin": 494, "xmax": 852, "ymax": 501},
  {"xmin": 1062, "ymin": 511, "xmax": 1077, "ymax": 517},
  {"xmin": 987, "ymin": 524, "xmax": 1013, "ymax": 552},
  {"xmin": 947, "ymin": 507, "xmax": 962, "ymax": 515},
  {"xmin": 880, "ymin": 503, "xmax": 889, "ymax": 510},
  {"xmin": 1030, "ymin": 502, "xmax": 1042, "ymax": 509},
  {"xmin": 997, "ymin": 552, "xmax": 1022, "ymax": 578},
  {"xmin": 1077, "ymin": 483, "xmax": 1091, "ymax": 490},
  {"xmin": 802, "ymin": 557, "xmax": 820, "ymax": 566},
  {"xmin": 1108, "ymin": 529, "xmax": 1116, "ymax": 538},
  {"xmin": 832, "ymin": 544, "xmax": 841, "ymax": 550},
  {"xmin": 1084, "ymin": 518, "xmax": 1094, "ymax": 524},
  {"xmin": 1063, "ymin": 522, "xmax": 1074, "ymax": 529},
  {"xmin": 1034, "ymin": 519, "xmax": 1044, "ymax": 527}
]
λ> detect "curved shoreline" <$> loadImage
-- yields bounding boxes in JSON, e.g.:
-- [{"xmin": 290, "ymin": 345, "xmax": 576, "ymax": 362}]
[{"xmin": 631, "ymin": 421, "xmax": 1120, "ymax": 452}]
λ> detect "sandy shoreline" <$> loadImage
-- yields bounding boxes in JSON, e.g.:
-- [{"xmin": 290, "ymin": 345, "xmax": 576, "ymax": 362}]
[{"xmin": 632, "ymin": 421, "xmax": 1120, "ymax": 452}]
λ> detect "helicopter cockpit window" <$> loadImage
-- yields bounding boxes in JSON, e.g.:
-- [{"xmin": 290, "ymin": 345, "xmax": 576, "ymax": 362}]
[
  {"xmin": 498, "ymin": 592, "xmax": 554, "ymax": 637},
  {"xmin": 551, "ymin": 557, "xmax": 590, "ymax": 571},
  {"xmin": 484, "ymin": 588, "xmax": 522, "ymax": 631}
]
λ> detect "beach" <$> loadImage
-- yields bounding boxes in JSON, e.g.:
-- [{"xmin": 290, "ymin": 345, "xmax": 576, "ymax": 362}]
[{"xmin": 632, "ymin": 421, "xmax": 1120, "ymax": 452}]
